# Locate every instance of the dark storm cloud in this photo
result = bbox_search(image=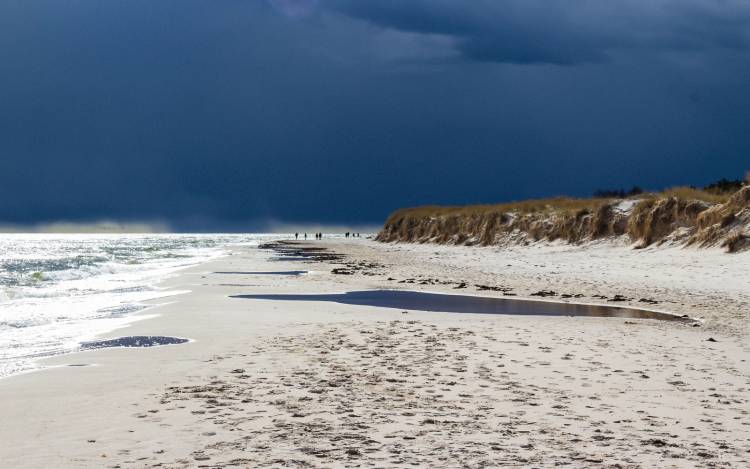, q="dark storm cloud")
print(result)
[324,0,750,64]
[268,0,318,17]
[1,0,749,230]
